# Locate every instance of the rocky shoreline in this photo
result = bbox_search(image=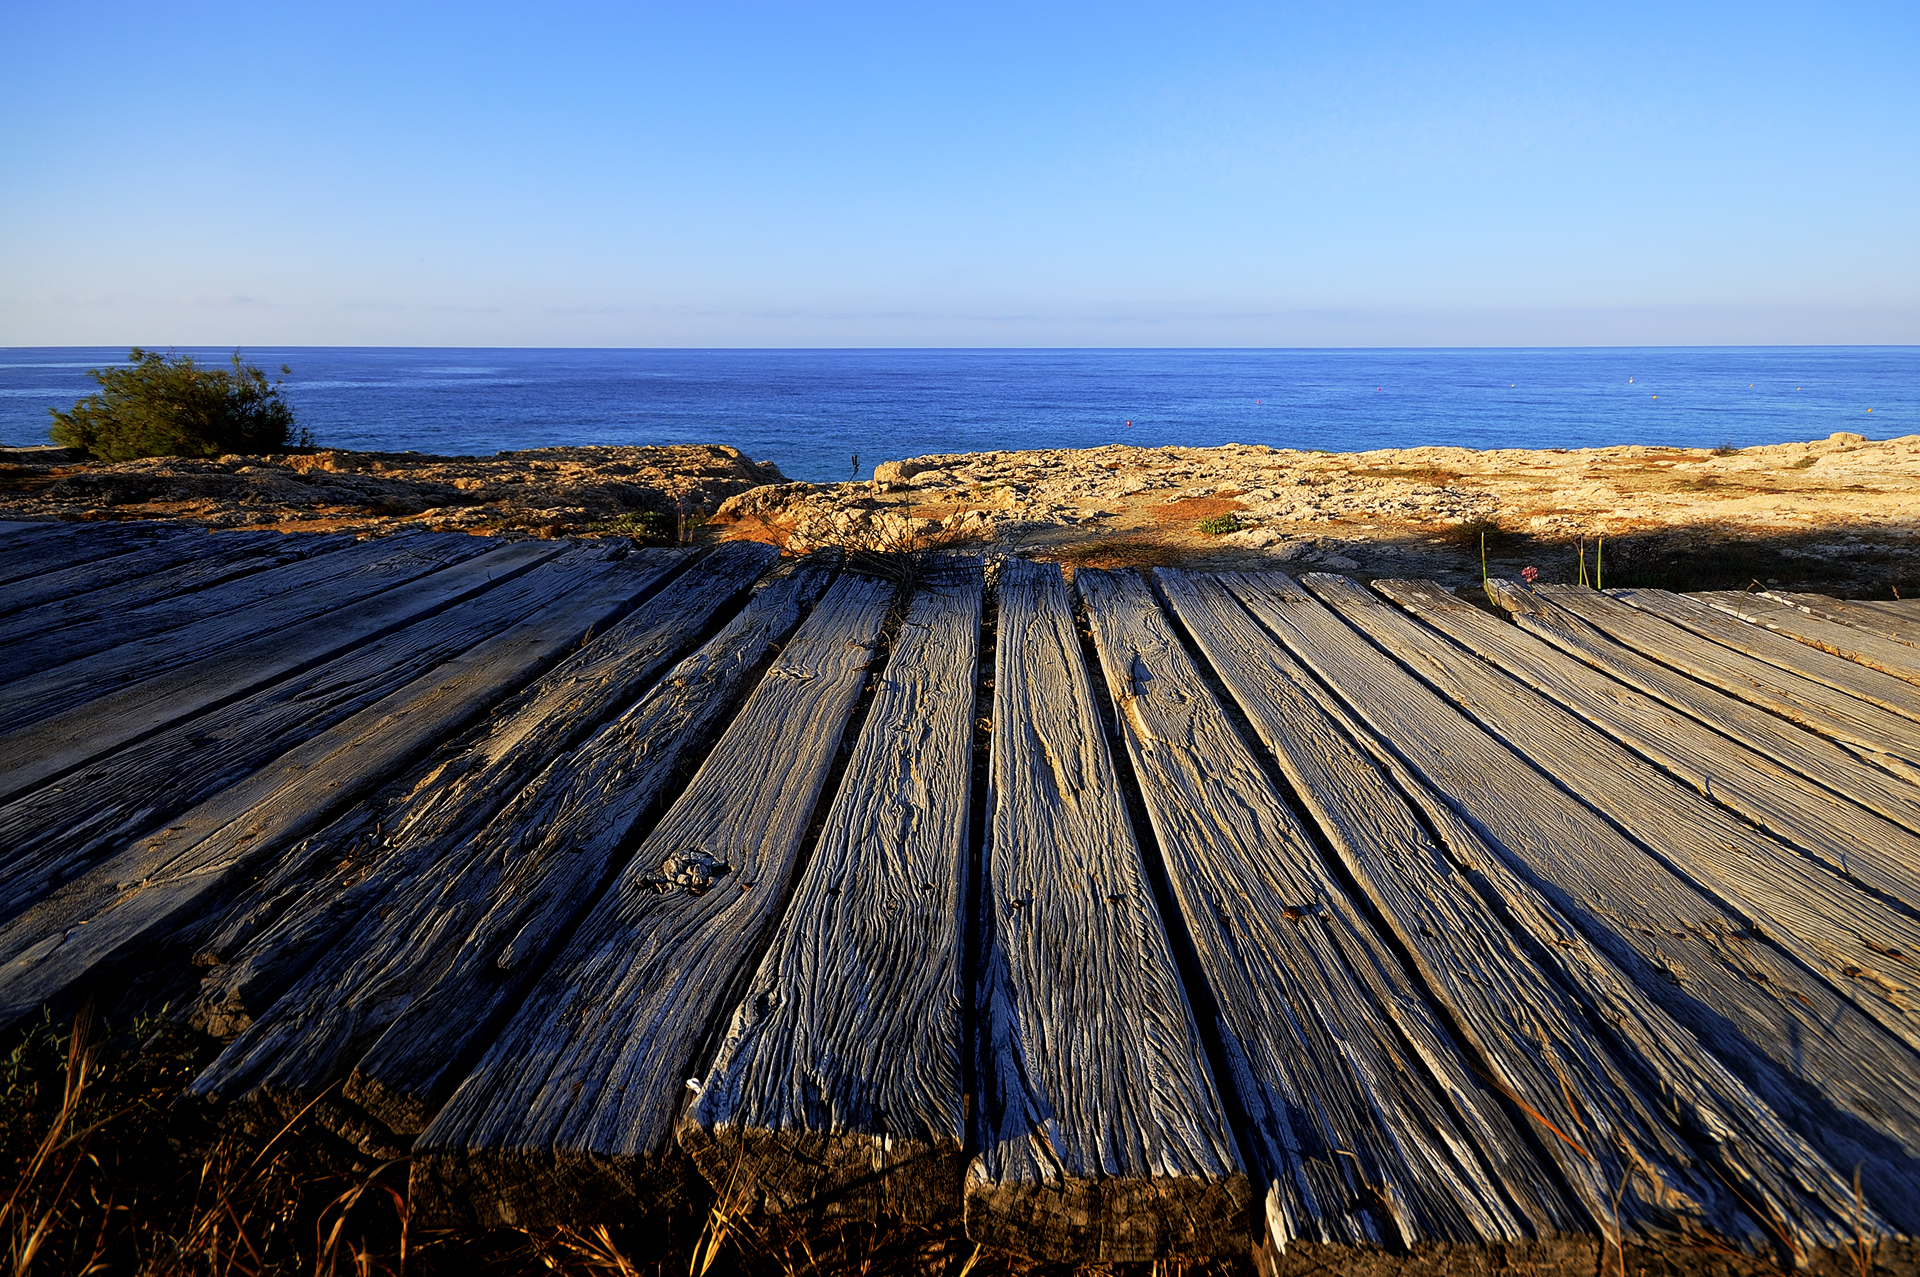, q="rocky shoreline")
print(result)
[0,443,784,540]
[3,431,1916,595]
[713,430,1920,594]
